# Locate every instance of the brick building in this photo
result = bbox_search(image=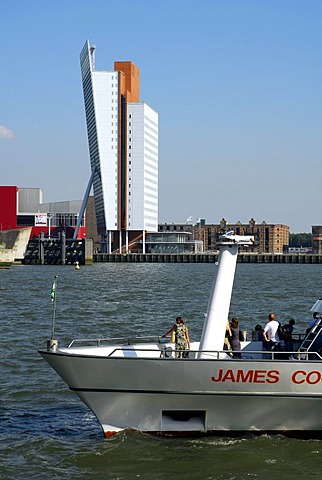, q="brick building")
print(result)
[312,226,322,254]
[158,218,289,254]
